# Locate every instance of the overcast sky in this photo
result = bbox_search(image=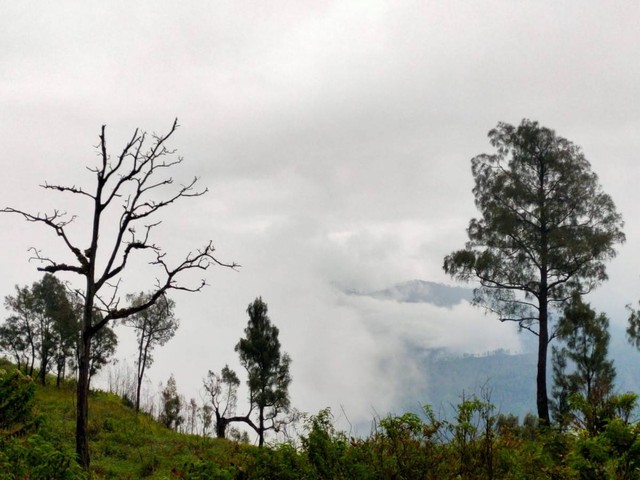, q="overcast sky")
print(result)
[2,1,640,434]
